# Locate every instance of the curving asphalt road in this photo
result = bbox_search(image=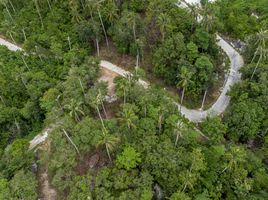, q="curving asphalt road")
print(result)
[0,34,244,123]
[100,35,244,122]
